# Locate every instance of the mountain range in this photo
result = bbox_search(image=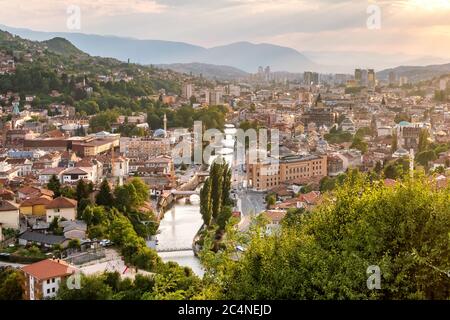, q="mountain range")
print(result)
[1,24,450,81]
[0,25,316,74]
[156,63,249,80]
[377,63,450,83]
